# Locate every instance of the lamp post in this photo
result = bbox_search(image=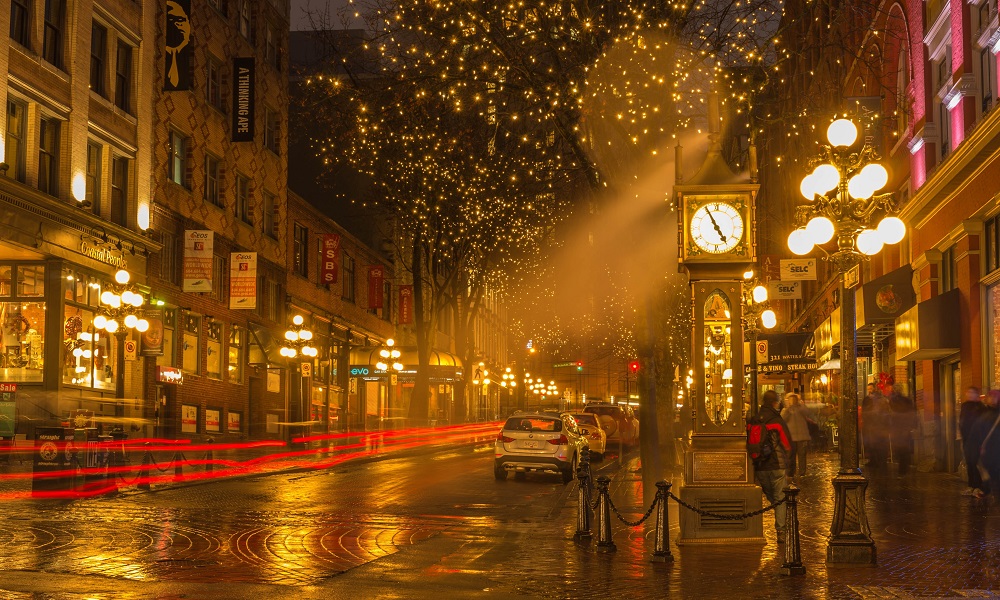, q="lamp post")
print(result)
[742,269,777,417]
[279,315,318,439]
[375,339,403,429]
[500,367,516,417]
[786,118,905,566]
[92,269,148,407]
